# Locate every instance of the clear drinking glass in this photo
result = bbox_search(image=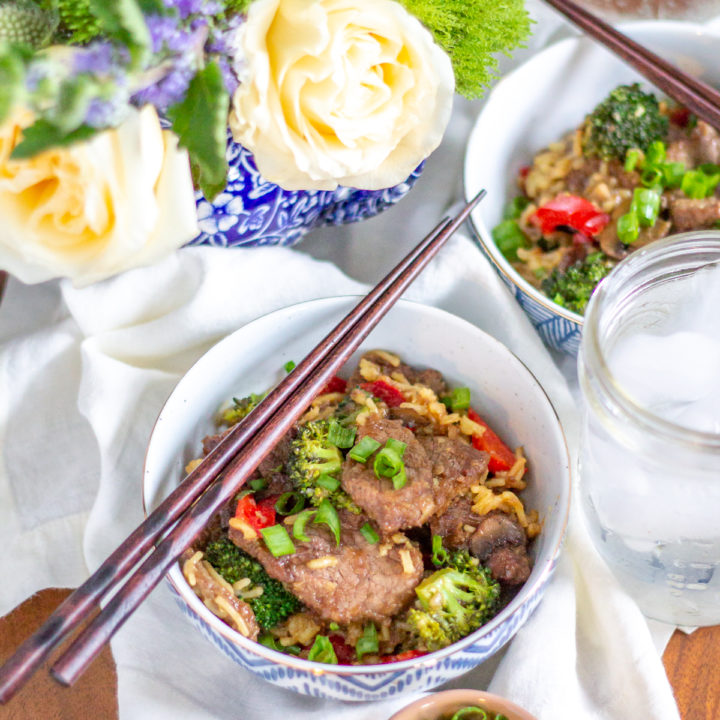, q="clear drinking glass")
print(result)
[576,0,720,19]
[578,232,720,626]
